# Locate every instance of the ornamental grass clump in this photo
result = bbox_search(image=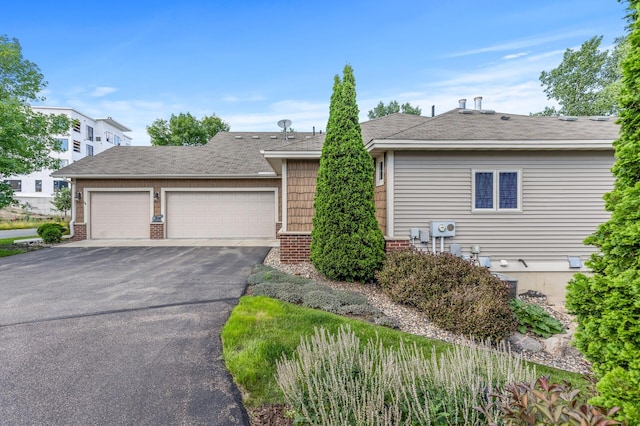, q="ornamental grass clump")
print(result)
[276,325,536,425]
